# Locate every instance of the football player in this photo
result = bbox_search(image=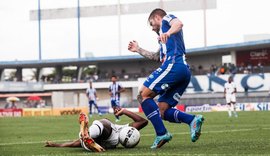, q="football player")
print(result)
[109,75,125,122]
[45,108,148,152]
[224,76,238,117]
[128,8,204,148]
[86,81,102,117]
